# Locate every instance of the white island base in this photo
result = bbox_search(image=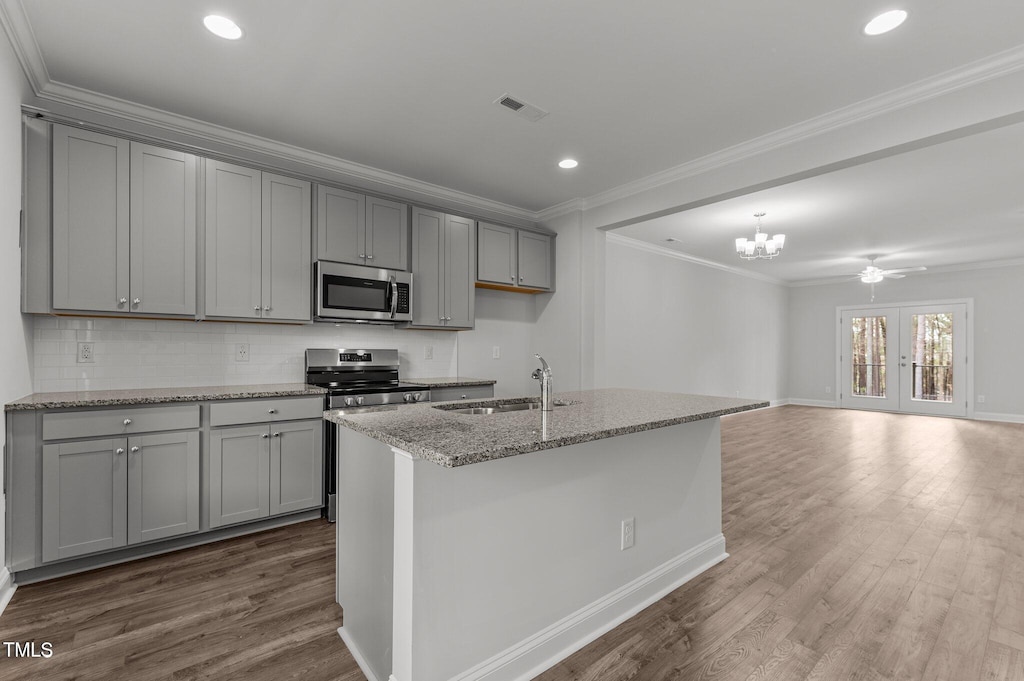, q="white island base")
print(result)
[335,417,727,681]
